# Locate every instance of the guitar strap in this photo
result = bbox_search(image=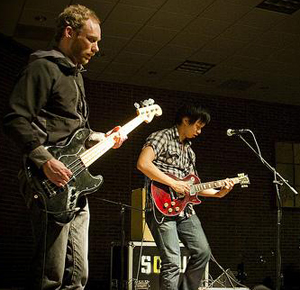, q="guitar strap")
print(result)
[187,146,199,178]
